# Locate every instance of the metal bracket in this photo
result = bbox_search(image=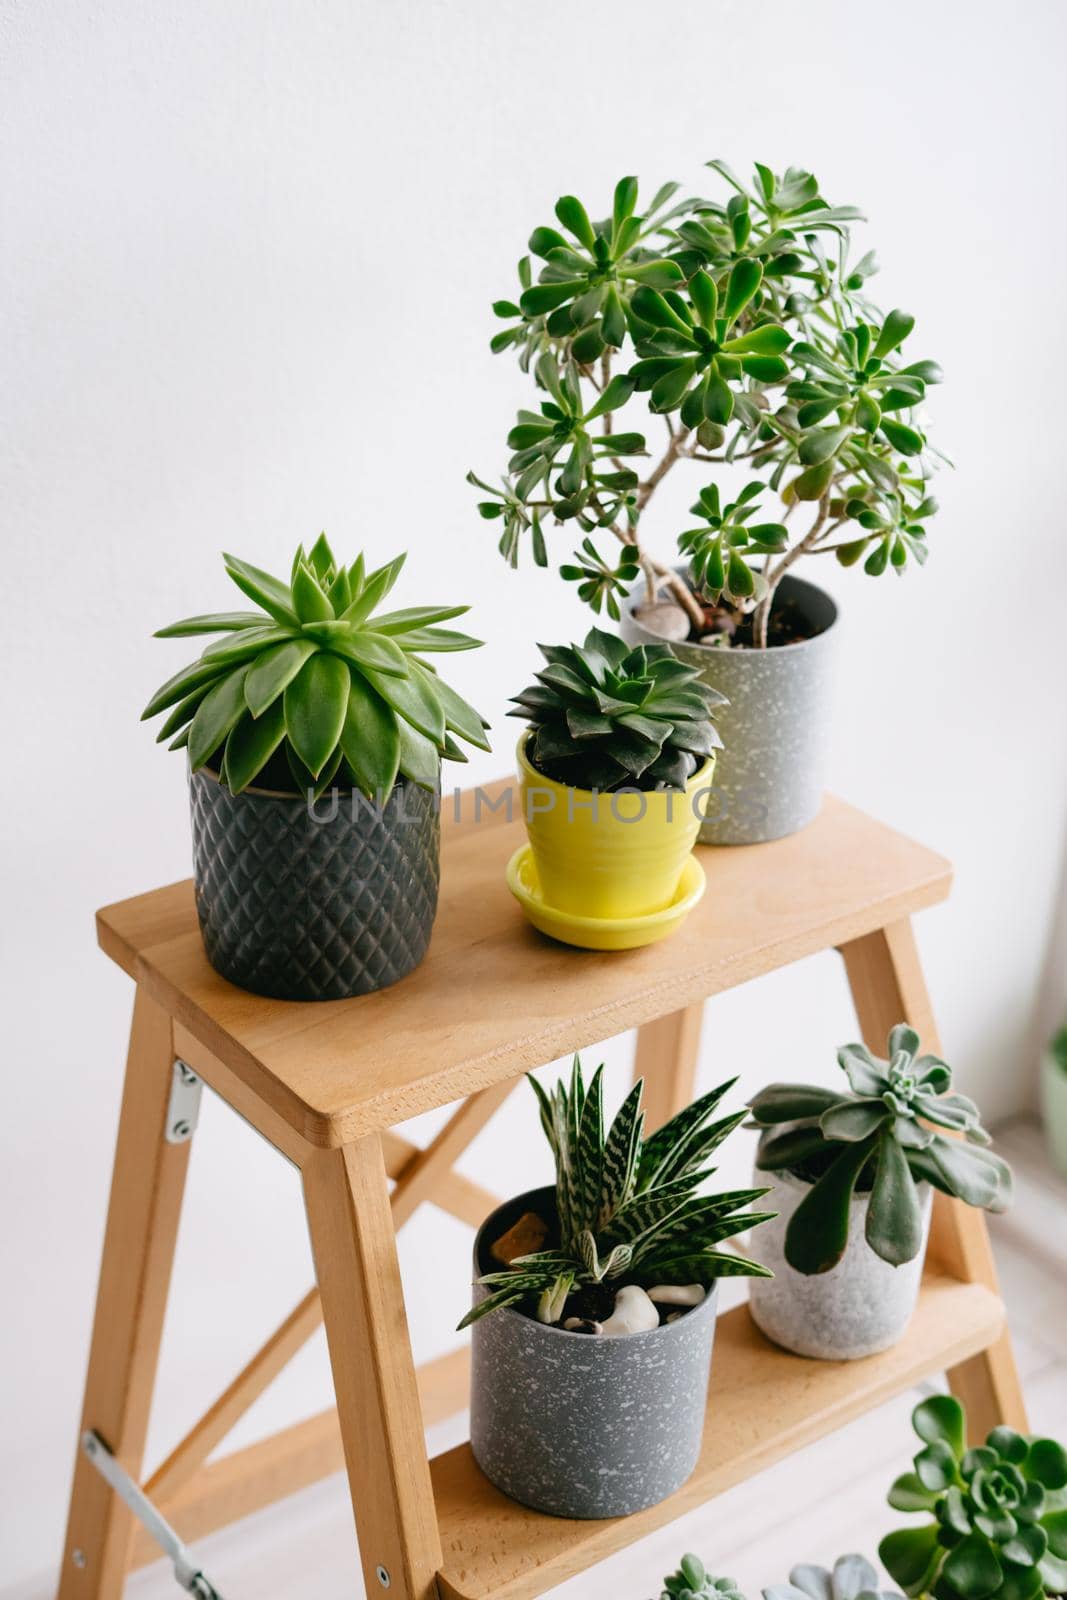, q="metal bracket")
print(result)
[81,1432,225,1597]
[166,1060,203,1145]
